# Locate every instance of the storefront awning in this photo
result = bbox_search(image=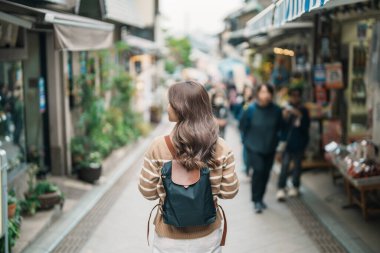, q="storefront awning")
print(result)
[122,34,159,54]
[245,4,275,37]
[0,0,114,51]
[274,0,326,28]
[319,0,368,10]
[103,0,155,28]
[247,0,330,37]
